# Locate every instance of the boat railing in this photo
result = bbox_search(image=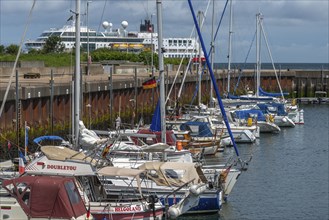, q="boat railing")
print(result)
[164,178,195,219]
